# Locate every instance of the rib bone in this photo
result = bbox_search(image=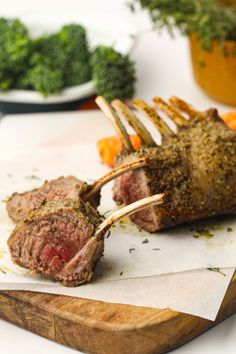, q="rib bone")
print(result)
[132,99,174,138]
[84,157,151,201]
[96,96,134,152]
[153,97,187,126]
[169,96,199,119]
[111,99,156,147]
[95,193,164,239]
